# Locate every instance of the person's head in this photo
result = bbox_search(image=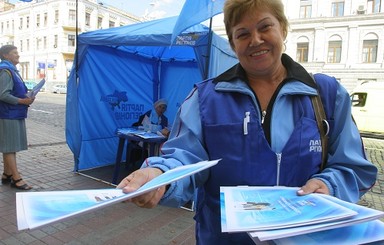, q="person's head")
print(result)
[223,0,288,76]
[154,98,167,116]
[224,0,288,47]
[0,45,19,65]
